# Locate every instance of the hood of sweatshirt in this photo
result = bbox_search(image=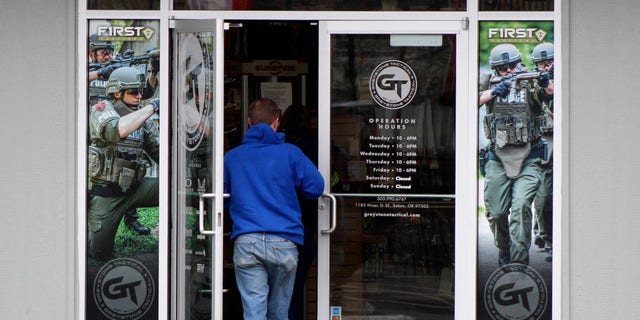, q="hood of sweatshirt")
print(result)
[242,123,285,145]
